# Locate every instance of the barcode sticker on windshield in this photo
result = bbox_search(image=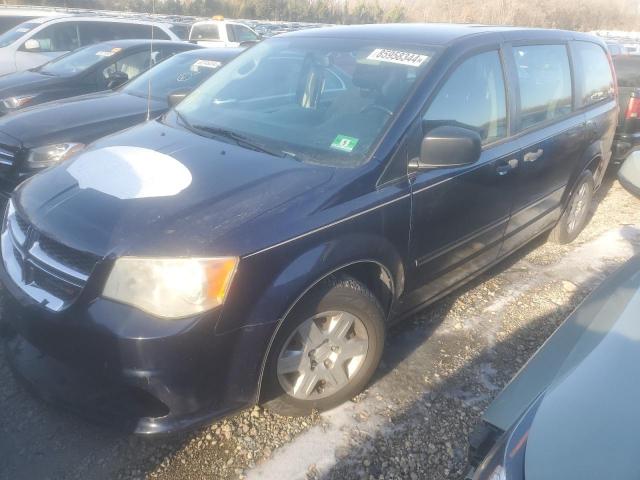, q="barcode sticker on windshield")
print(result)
[192,59,222,71]
[367,49,429,67]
